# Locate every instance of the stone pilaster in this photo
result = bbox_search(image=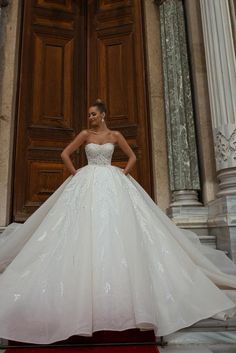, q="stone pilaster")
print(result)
[200,0,236,262]
[200,0,236,196]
